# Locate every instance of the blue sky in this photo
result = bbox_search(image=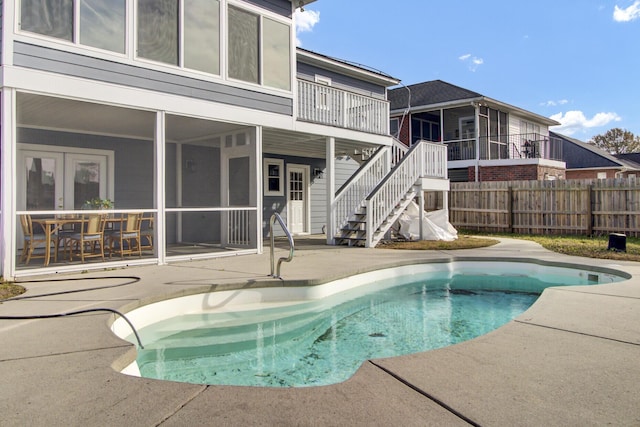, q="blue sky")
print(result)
[295,0,640,142]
